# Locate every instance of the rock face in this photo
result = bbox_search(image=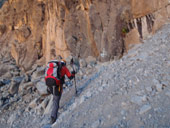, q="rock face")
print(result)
[131,0,169,18]
[0,0,169,71]
[0,0,45,71]
[124,0,170,50]
[43,0,126,62]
